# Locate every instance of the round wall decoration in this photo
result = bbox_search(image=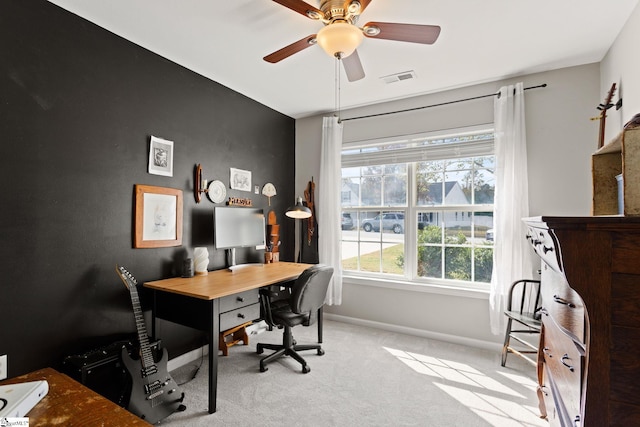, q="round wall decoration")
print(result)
[207,180,227,204]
